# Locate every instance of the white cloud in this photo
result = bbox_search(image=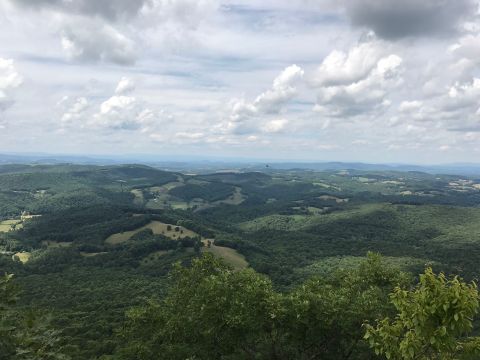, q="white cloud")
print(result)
[81,78,161,131]
[115,77,136,95]
[312,43,403,117]
[398,100,422,113]
[0,58,22,114]
[92,95,157,130]
[13,0,152,22]
[61,20,137,65]
[253,64,304,113]
[61,97,89,123]
[311,41,383,87]
[4,0,480,162]
[446,78,480,111]
[224,64,304,135]
[450,34,480,61]
[262,118,288,133]
[175,132,205,141]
